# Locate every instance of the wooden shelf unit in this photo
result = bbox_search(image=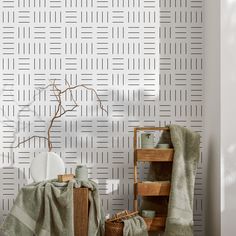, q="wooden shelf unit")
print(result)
[144,216,166,231]
[135,181,171,196]
[136,148,174,162]
[133,127,174,232]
